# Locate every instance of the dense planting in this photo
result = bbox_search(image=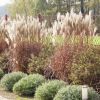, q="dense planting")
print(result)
[0,8,100,100]
[70,46,100,92]
[51,45,100,93]
[28,42,55,74]
[11,41,42,72]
